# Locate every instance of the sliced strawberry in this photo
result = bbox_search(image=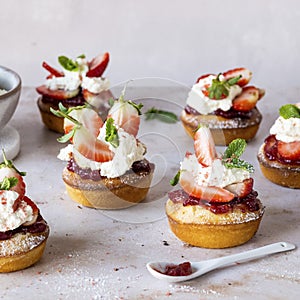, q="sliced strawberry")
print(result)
[82,88,114,111]
[64,107,103,139]
[258,88,265,100]
[223,67,252,87]
[86,52,109,78]
[194,126,217,167]
[0,167,25,211]
[277,140,300,161]
[42,61,64,77]
[73,126,114,162]
[108,101,140,137]
[36,85,80,100]
[179,171,234,202]
[196,73,215,83]
[232,86,259,112]
[224,178,253,198]
[22,196,39,226]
